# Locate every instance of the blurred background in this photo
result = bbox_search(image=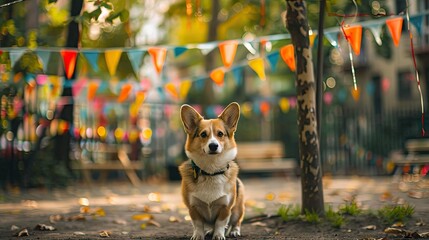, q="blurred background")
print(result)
[1,0,429,190]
